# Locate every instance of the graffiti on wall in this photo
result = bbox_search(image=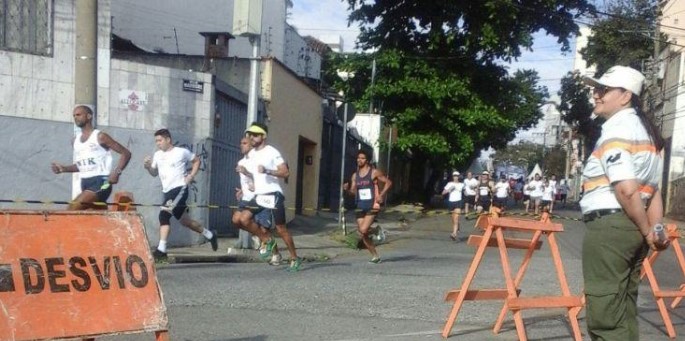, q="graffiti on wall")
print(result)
[173,140,209,202]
